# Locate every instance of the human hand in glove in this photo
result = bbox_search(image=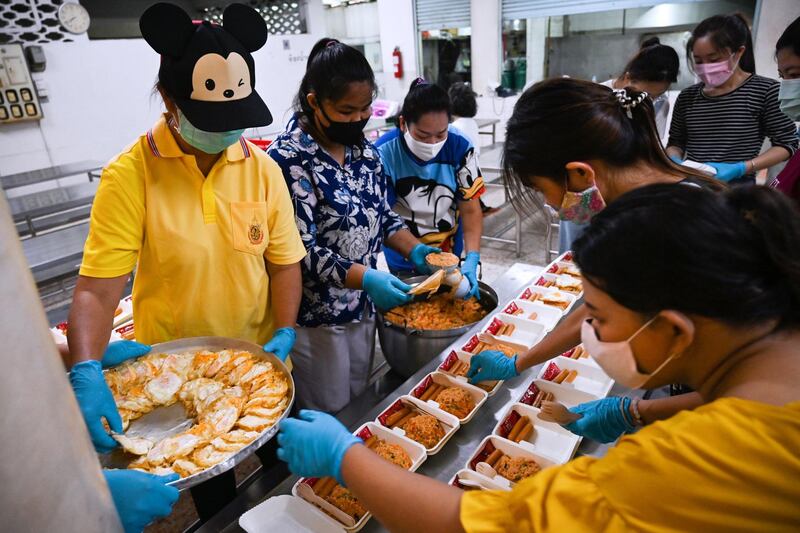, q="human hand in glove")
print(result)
[277,410,361,484]
[69,360,123,453]
[460,251,481,299]
[467,351,518,383]
[408,243,441,274]
[563,397,636,443]
[104,470,180,533]
[263,327,296,362]
[102,340,152,369]
[362,269,411,310]
[705,161,747,182]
